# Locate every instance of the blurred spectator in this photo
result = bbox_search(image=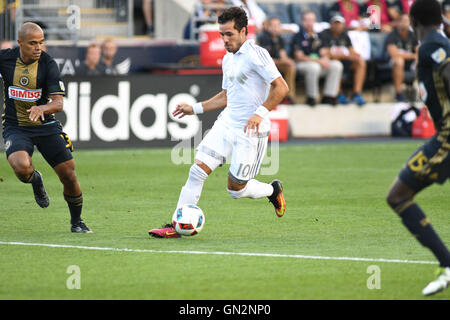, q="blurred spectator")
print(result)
[142,0,154,36]
[0,40,13,50]
[291,11,343,106]
[99,38,130,75]
[443,0,450,38]
[329,0,364,30]
[385,13,418,102]
[320,15,367,106]
[257,17,296,104]
[0,40,13,79]
[76,43,105,76]
[361,0,394,32]
[184,0,229,39]
[0,0,17,40]
[231,0,266,33]
[388,0,415,22]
